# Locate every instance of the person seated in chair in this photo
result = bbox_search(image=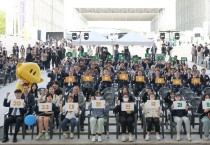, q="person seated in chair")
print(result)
[99,68,113,92]
[151,69,165,95]
[171,93,191,141]
[2,89,27,143]
[34,93,59,140]
[132,70,147,96]
[197,94,210,141]
[113,94,138,142]
[200,68,210,90]
[89,91,109,142]
[116,68,130,88]
[188,70,201,96]
[142,93,161,141]
[60,95,79,139]
[170,71,183,93]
